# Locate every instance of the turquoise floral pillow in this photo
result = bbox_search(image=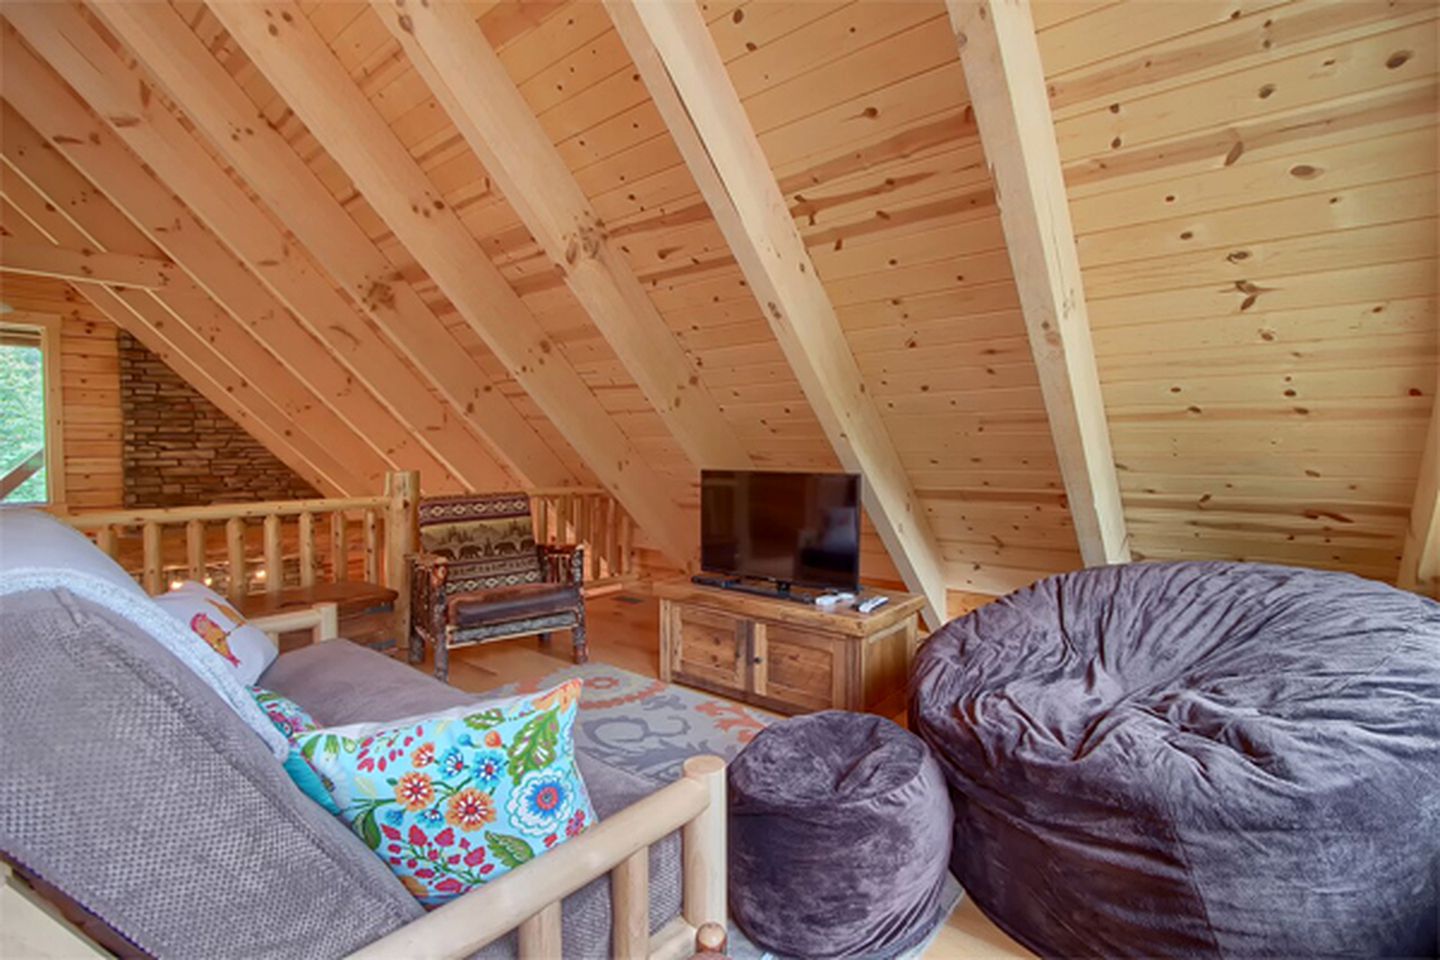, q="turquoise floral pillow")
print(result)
[251,685,319,738]
[292,679,594,905]
[249,685,342,815]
